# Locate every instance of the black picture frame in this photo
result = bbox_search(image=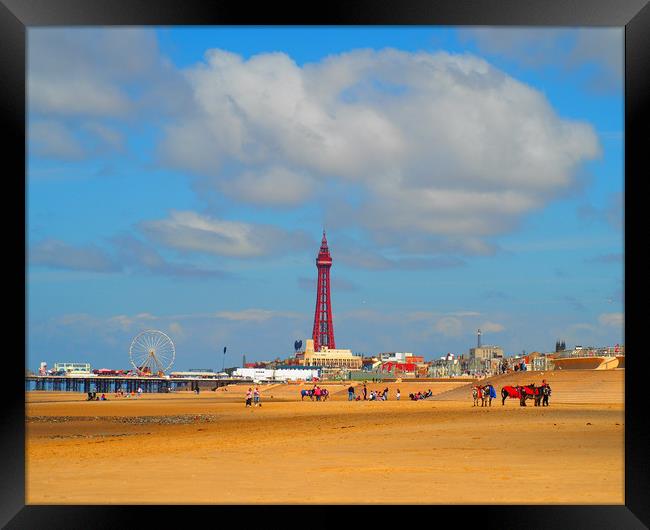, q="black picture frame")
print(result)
[3,0,647,527]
